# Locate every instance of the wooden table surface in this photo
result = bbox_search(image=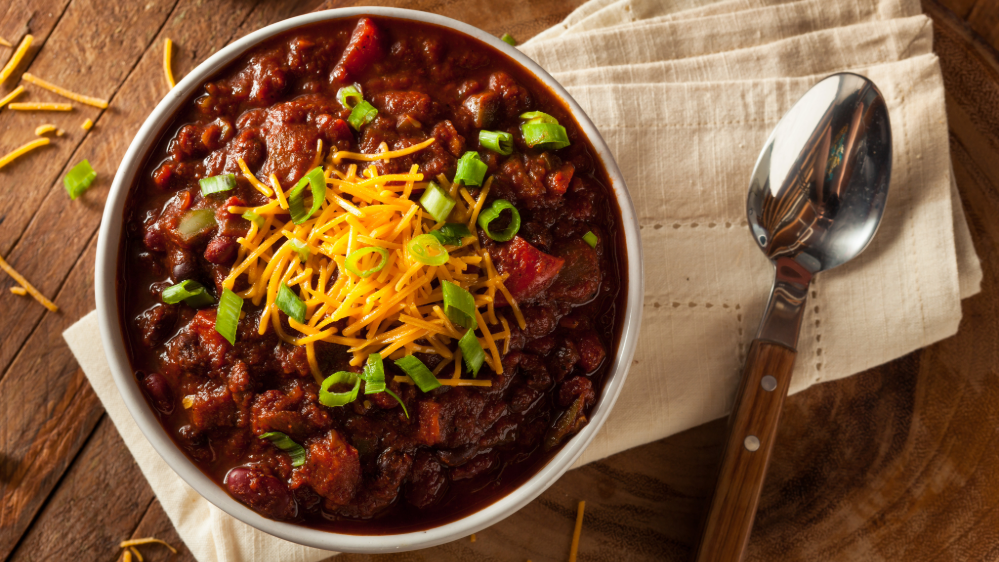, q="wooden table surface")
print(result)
[2,0,999,560]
